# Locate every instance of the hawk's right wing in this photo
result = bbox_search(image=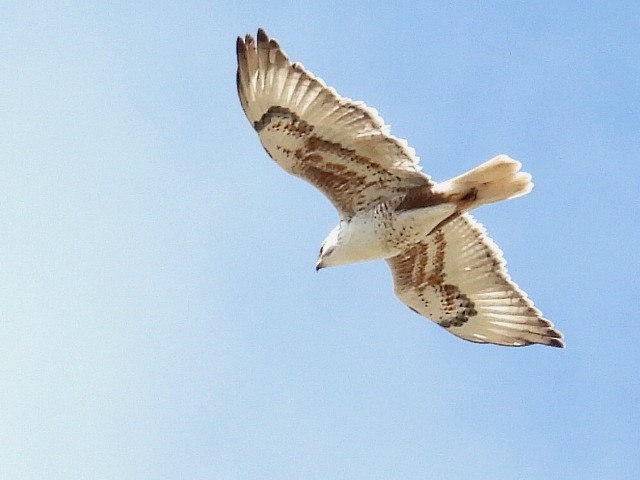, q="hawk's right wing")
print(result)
[236,29,432,216]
